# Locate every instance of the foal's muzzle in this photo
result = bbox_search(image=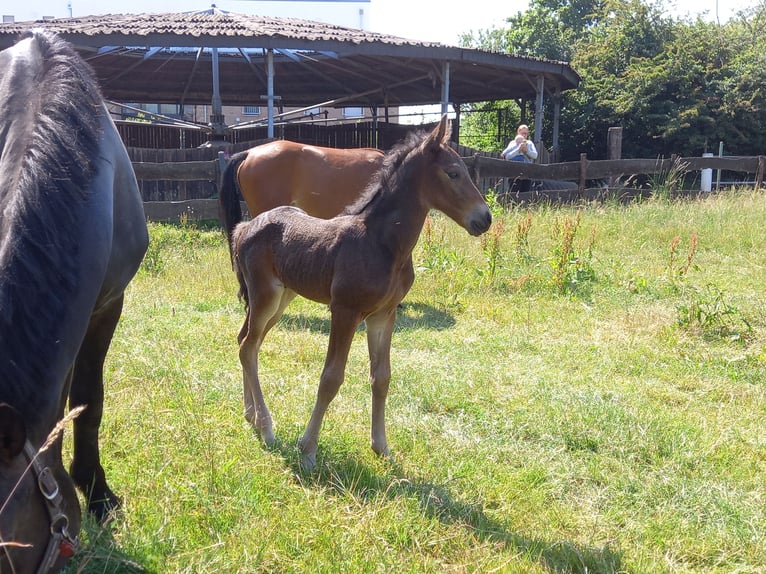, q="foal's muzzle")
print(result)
[467,209,492,236]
